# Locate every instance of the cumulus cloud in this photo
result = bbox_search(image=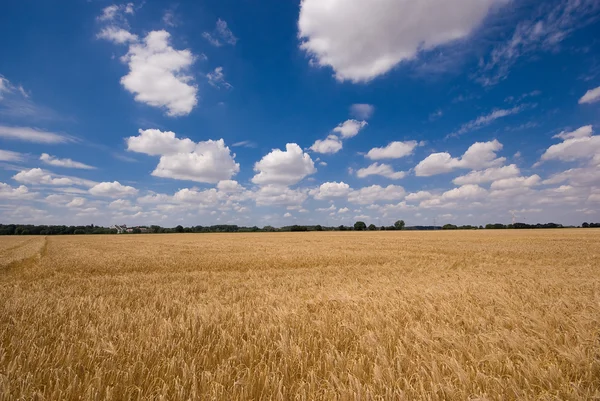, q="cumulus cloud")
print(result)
[0,182,36,200]
[114,30,198,117]
[127,129,239,183]
[350,104,375,119]
[13,168,96,187]
[310,181,351,200]
[252,143,316,186]
[332,120,367,138]
[310,135,342,154]
[491,175,541,190]
[539,125,600,164]
[0,149,24,162]
[366,141,420,160]
[405,191,433,202]
[298,0,506,82]
[348,184,406,204]
[254,185,308,207]
[452,164,520,185]
[202,19,238,47]
[89,181,138,198]
[415,139,505,176]
[40,153,95,170]
[66,197,87,208]
[97,26,138,44]
[206,67,232,89]
[0,125,74,144]
[356,163,405,180]
[579,86,600,104]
